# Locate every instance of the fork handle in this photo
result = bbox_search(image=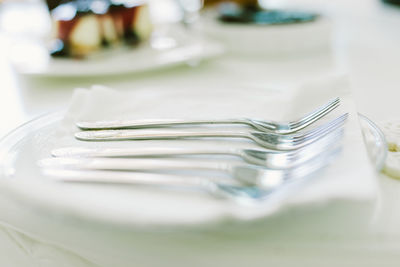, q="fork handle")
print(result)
[52,146,239,158]
[42,168,219,189]
[75,129,249,142]
[40,157,231,173]
[76,118,248,130]
[41,168,273,201]
[39,157,240,186]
